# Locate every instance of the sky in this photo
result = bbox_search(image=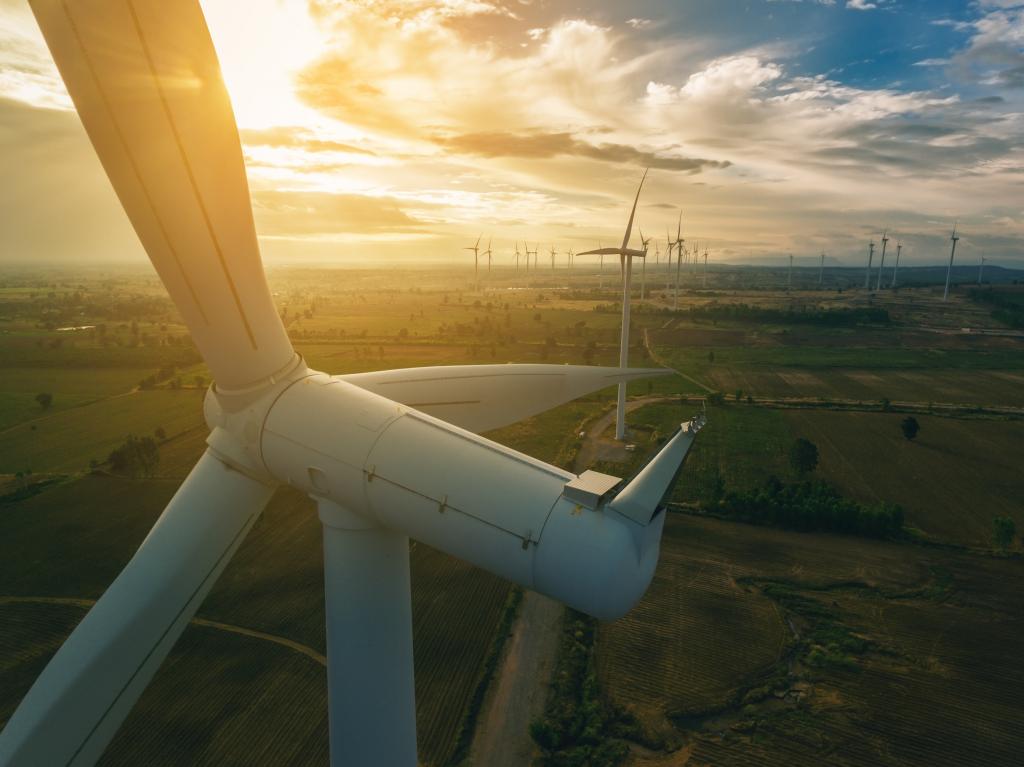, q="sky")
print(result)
[0,0,1022,268]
